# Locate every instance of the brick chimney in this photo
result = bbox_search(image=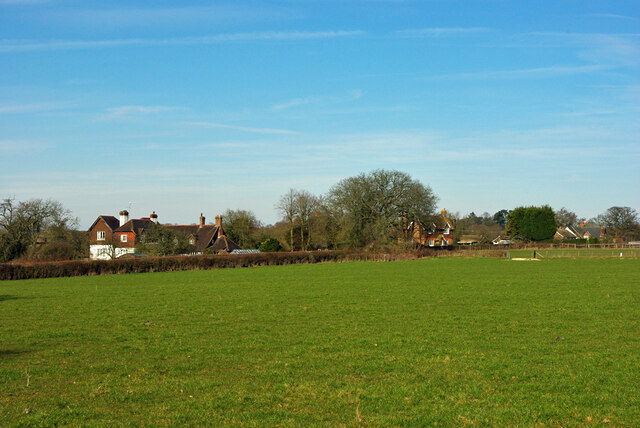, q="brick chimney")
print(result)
[150,211,158,224]
[119,210,129,227]
[199,213,205,226]
[441,208,447,217]
[215,215,222,228]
